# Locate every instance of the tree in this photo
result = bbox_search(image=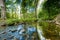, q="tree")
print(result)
[43,0,60,20]
[21,0,27,19]
[35,0,39,18]
[0,0,6,19]
[6,0,19,19]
